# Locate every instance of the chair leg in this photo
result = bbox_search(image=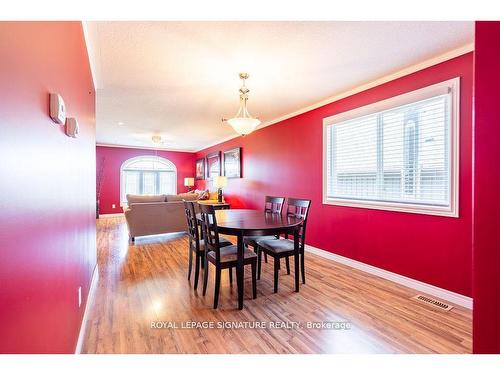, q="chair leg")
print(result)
[202,257,209,296]
[251,261,257,299]
[228,267,233,285]
[294,250,300,292]
[273,258,280,293]
[285,256,290,275]
[187,247,193,280]
[257,247,262,280]
[301,252,306,284]
[213,268,221,309]
[264,252,268,263]
[193,254,201,290]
